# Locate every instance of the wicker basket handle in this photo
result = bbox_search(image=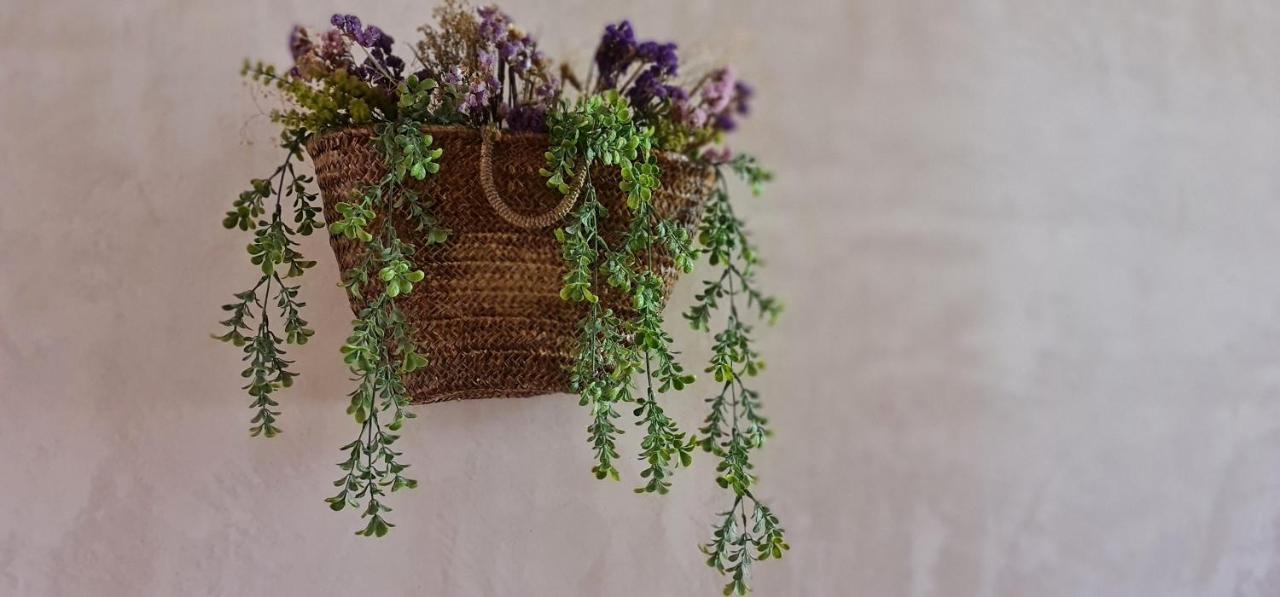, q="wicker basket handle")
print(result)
[479,128,588,230]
